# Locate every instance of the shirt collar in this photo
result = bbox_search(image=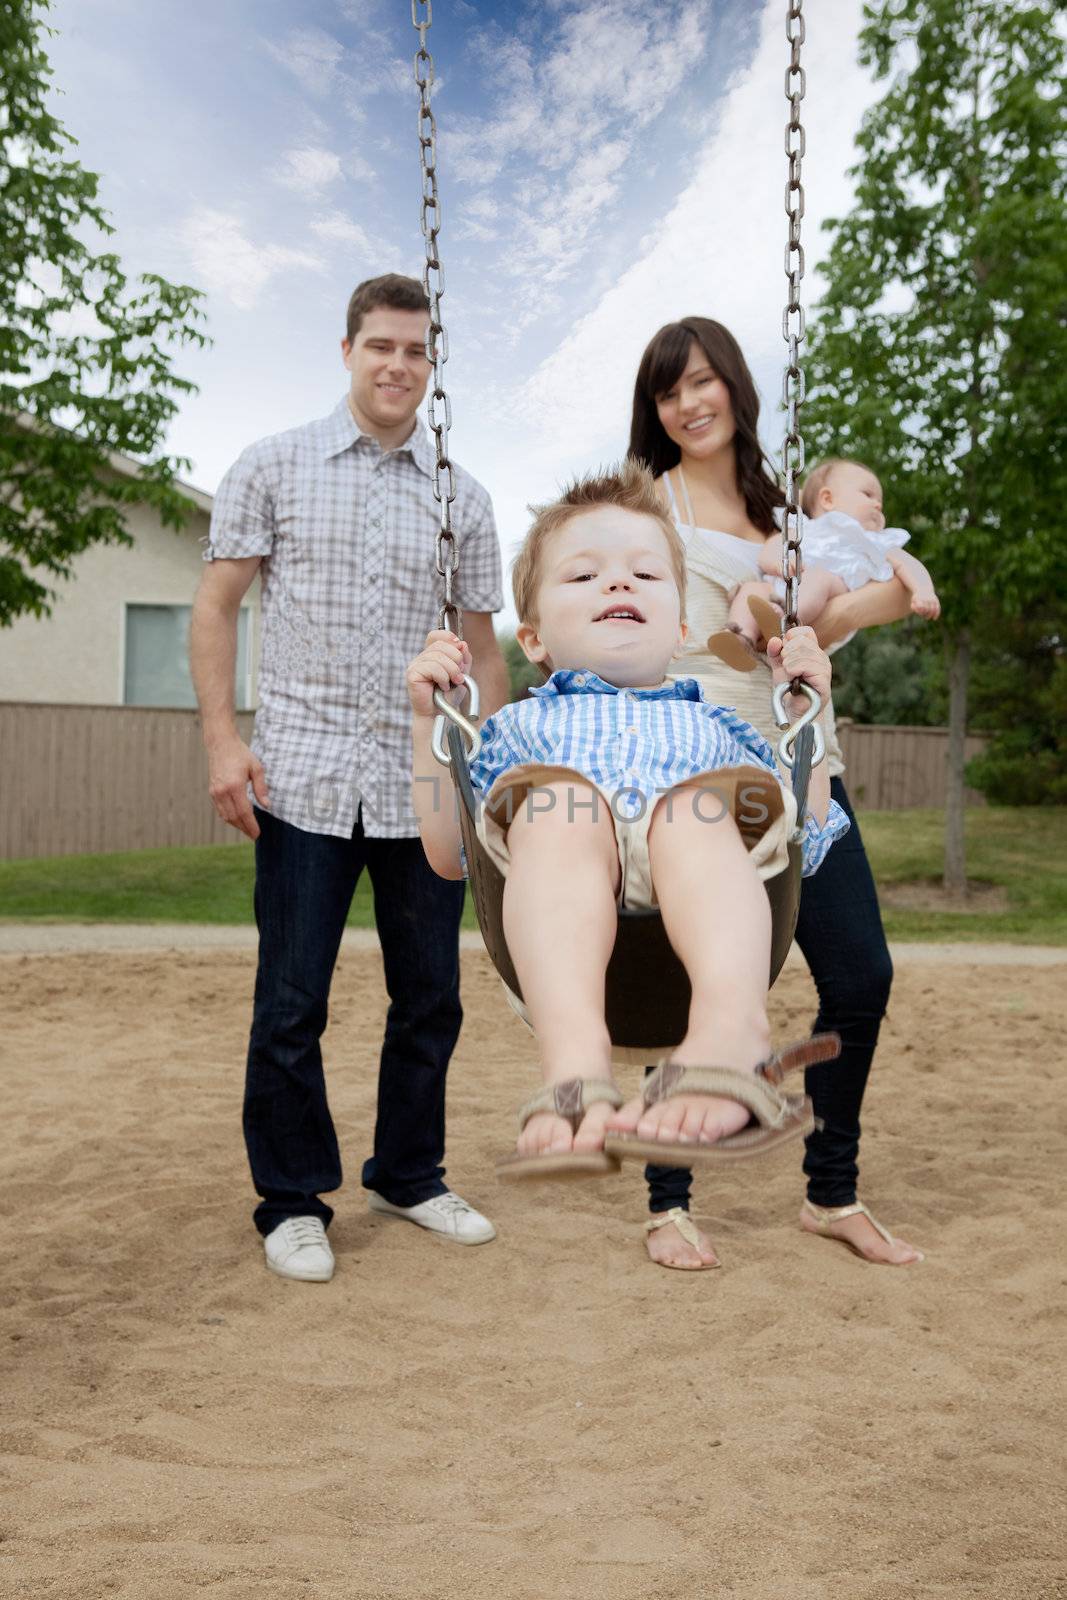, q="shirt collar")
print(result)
[320,396,435,479]
[531,669,705,701]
